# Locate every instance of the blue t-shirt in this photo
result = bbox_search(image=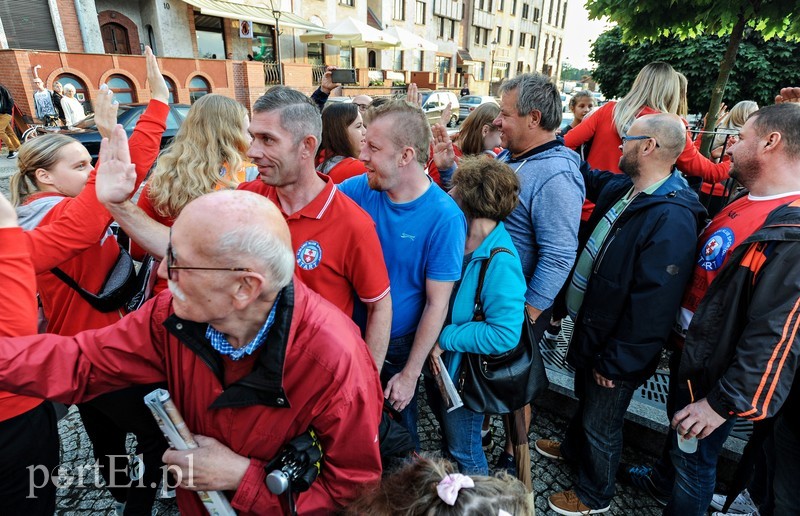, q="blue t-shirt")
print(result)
[339,175,467,338]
